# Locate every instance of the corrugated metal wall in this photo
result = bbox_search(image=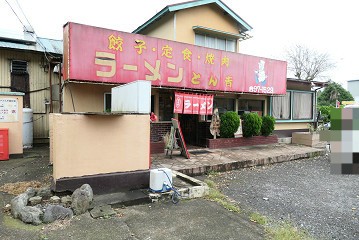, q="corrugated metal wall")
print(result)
[0,49,61,142]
